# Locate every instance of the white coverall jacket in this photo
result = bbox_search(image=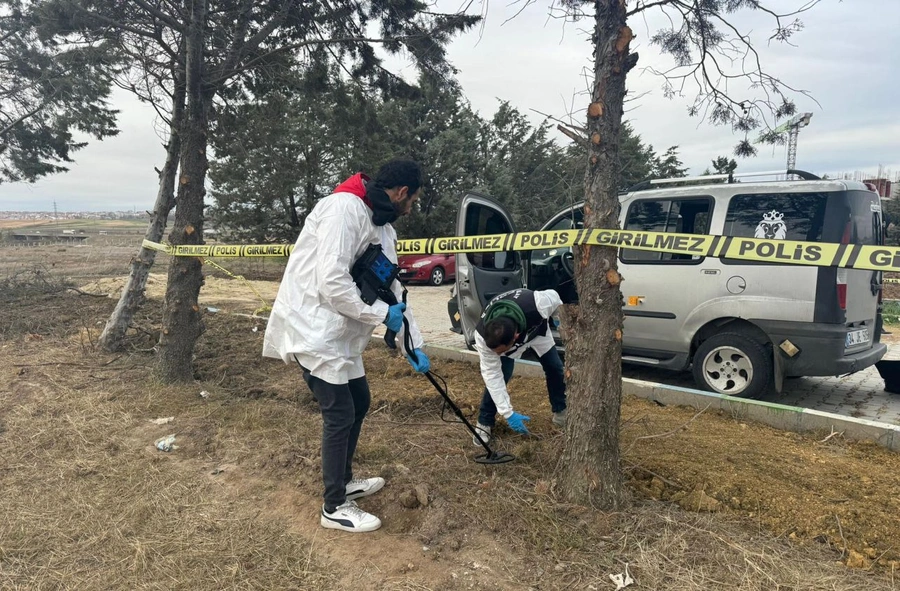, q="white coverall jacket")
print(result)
[473,289,563,418]
[263,180,423,384]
